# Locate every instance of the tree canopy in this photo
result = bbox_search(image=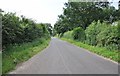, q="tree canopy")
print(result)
[54,1,120,36]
